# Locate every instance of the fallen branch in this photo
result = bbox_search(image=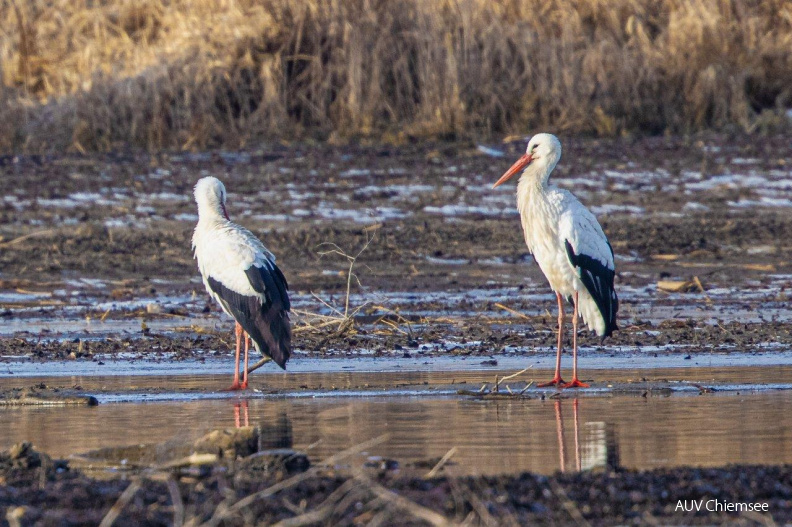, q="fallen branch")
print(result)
[353,471,456,527]
[424,447,458,479]
[0,229,55,249]
[493,303,532,322]
[99,480,141,527]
